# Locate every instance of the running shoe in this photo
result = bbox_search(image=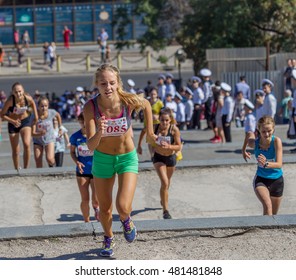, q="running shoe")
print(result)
[121,216,137,243]
[163,210,172,219]
[100,236,115,257]
[94,207,100,222]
